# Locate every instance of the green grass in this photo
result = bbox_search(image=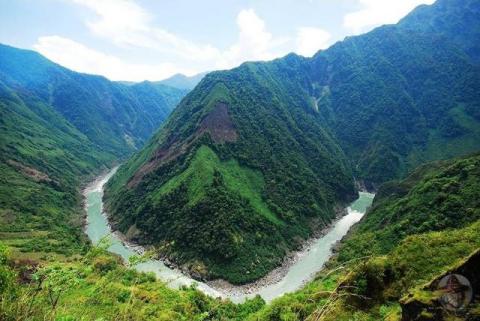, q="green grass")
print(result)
[389,220,480,292]
[409,104,480,168]
[153,145,281,224]
[245,220,480,321]
[5,212,477,321]
[0,242,266,321]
